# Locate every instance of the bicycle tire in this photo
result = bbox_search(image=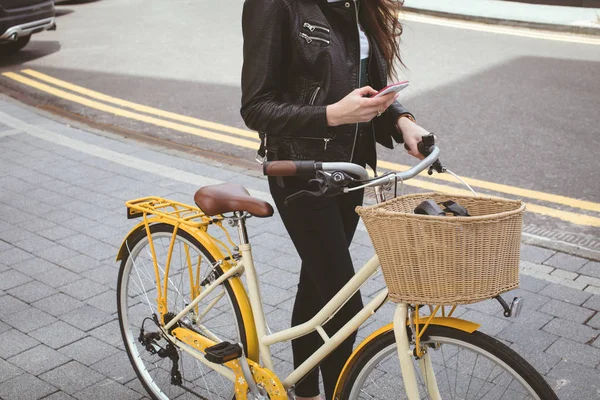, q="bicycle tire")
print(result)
[338,325,558,400]
[117,223,249,400]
